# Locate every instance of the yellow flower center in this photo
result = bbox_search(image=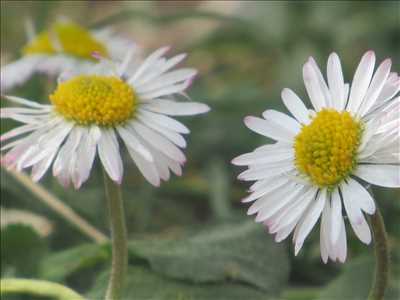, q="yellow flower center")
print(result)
[294,109,362,189]
[23,22,108,60]
[50,75,137,127]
